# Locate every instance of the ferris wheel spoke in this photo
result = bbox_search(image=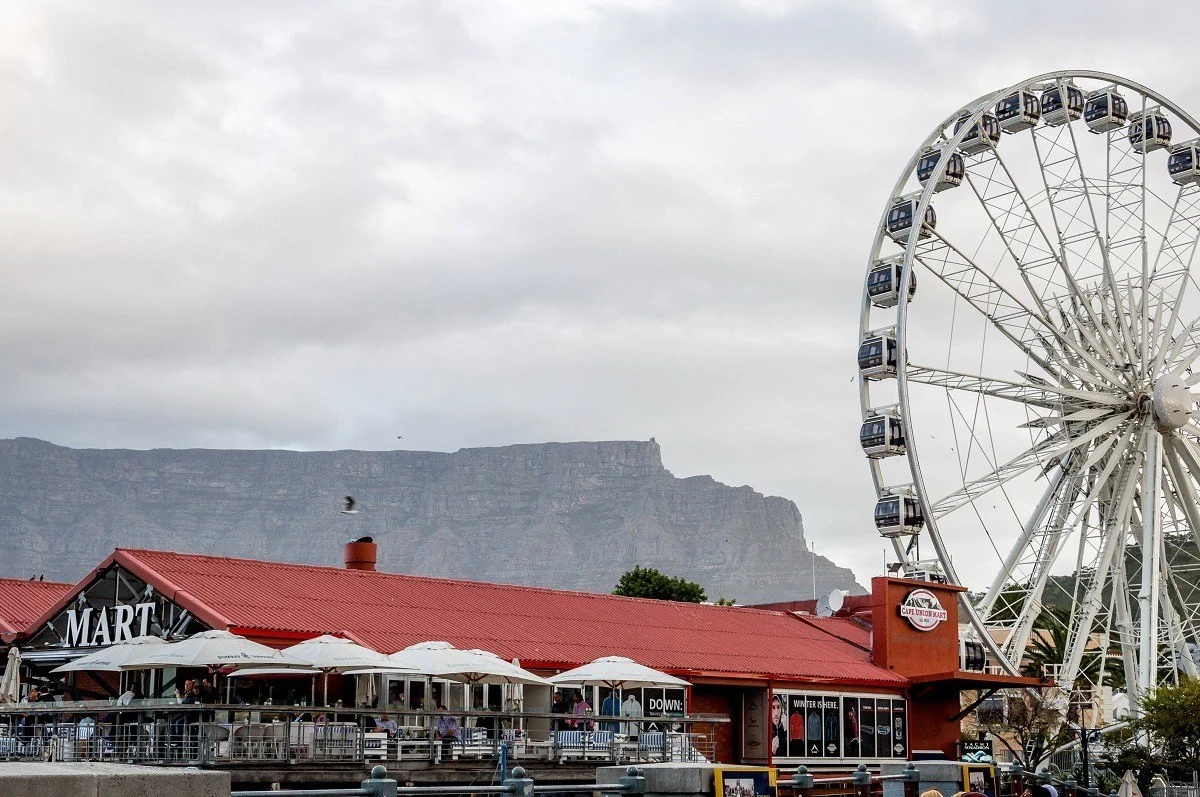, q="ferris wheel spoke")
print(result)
[996,465,1091,664]
[1058,431,1147,685]
[973,146,1129,366]
[1159,315,1200,375]
[976,463,1073,620]
[1103,121,1149,285]
[1158,443,1200,662]
[904,363,1127,411]
[1032,113,1140,368]
[930,412,1132,519]
[918,230,1129,386]
[1150,184,1200,376]
[1060,423,1152,685]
